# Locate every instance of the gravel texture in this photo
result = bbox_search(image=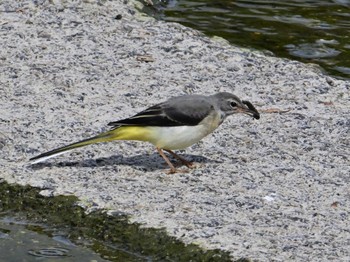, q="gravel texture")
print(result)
[1,0,349,261]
